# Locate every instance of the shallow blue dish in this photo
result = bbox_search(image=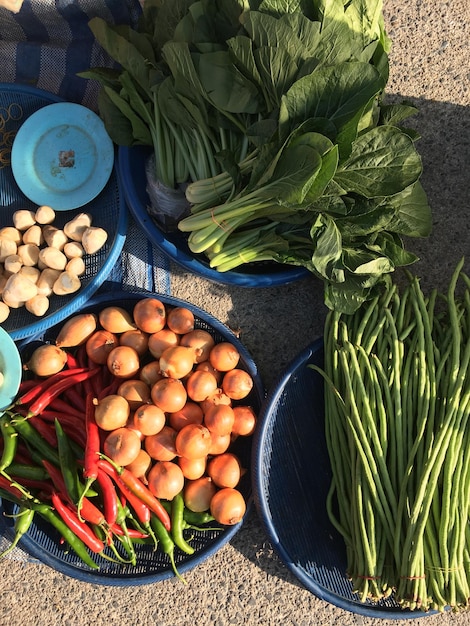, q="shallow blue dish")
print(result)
[0,326,21,410]
[118,145,310,288]
[252,339,435,619]
[2,290,264,585]
[11,102,114,210]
